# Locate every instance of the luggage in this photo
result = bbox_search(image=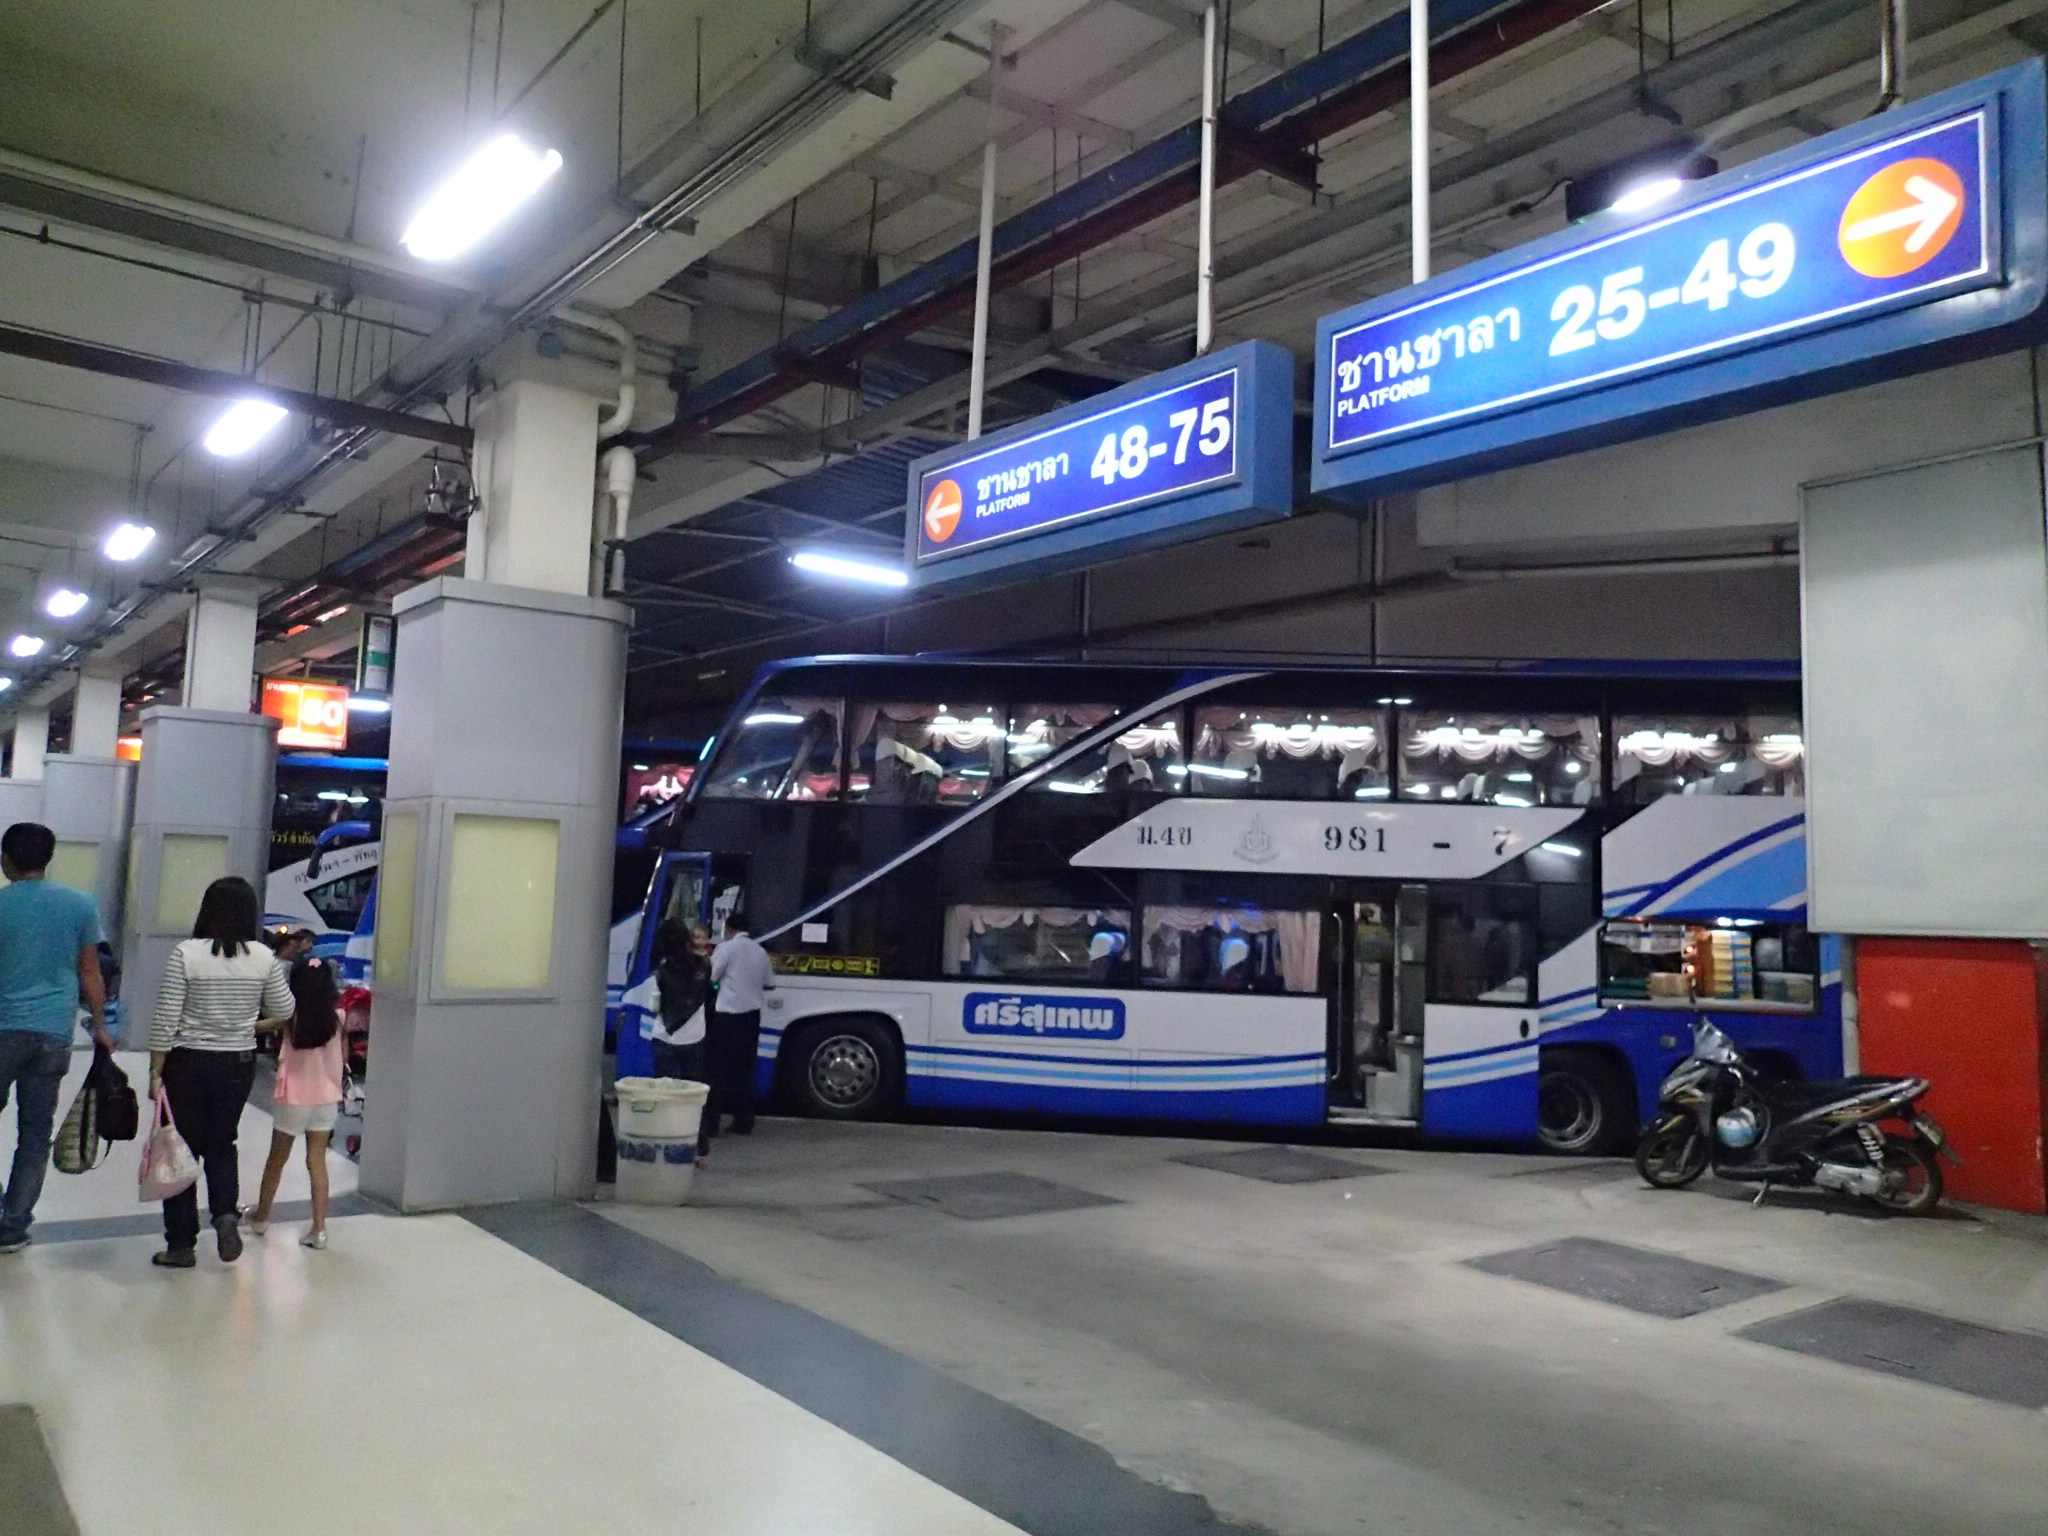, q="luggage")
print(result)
[50,1046,136,1174]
